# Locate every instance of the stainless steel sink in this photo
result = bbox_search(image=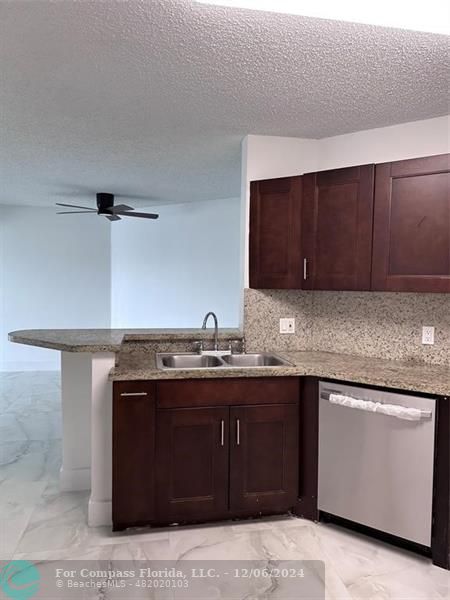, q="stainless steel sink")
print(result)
[156,352,293,370]
[221,353,292,367]
[158,354,223,369]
